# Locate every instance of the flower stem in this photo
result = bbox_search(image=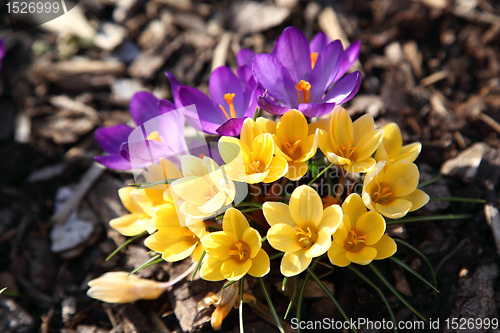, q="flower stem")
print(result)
[386,214,472,225]
[239,276,245,333]
[259,277,285,333]
[307,161,335,186]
